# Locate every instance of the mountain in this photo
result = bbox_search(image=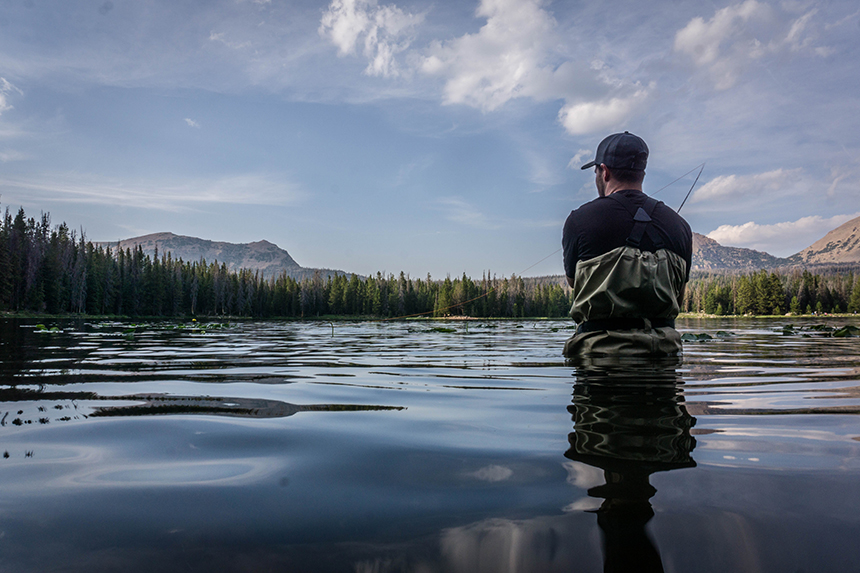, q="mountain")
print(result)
[97,232,346,279]
[101,216,860,282]
[788,216,860,264]
[691,232,789,271]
